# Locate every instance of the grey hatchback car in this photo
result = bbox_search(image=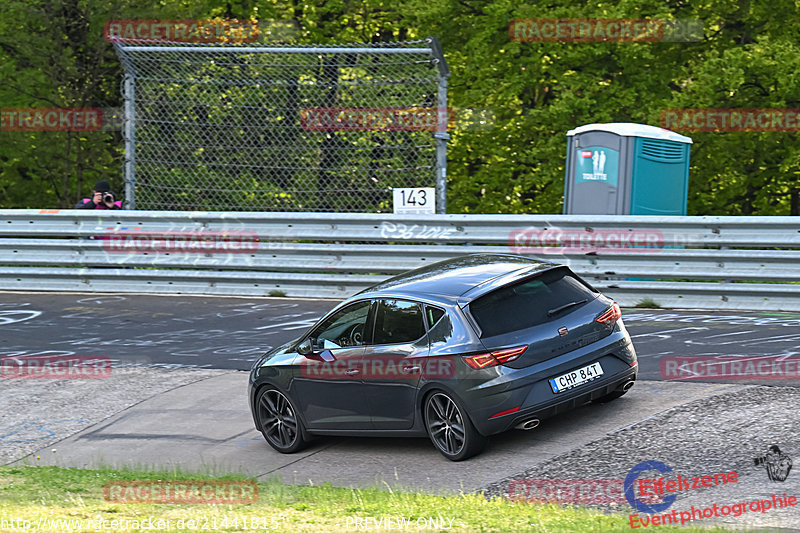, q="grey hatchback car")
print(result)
[248,254,638,461]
